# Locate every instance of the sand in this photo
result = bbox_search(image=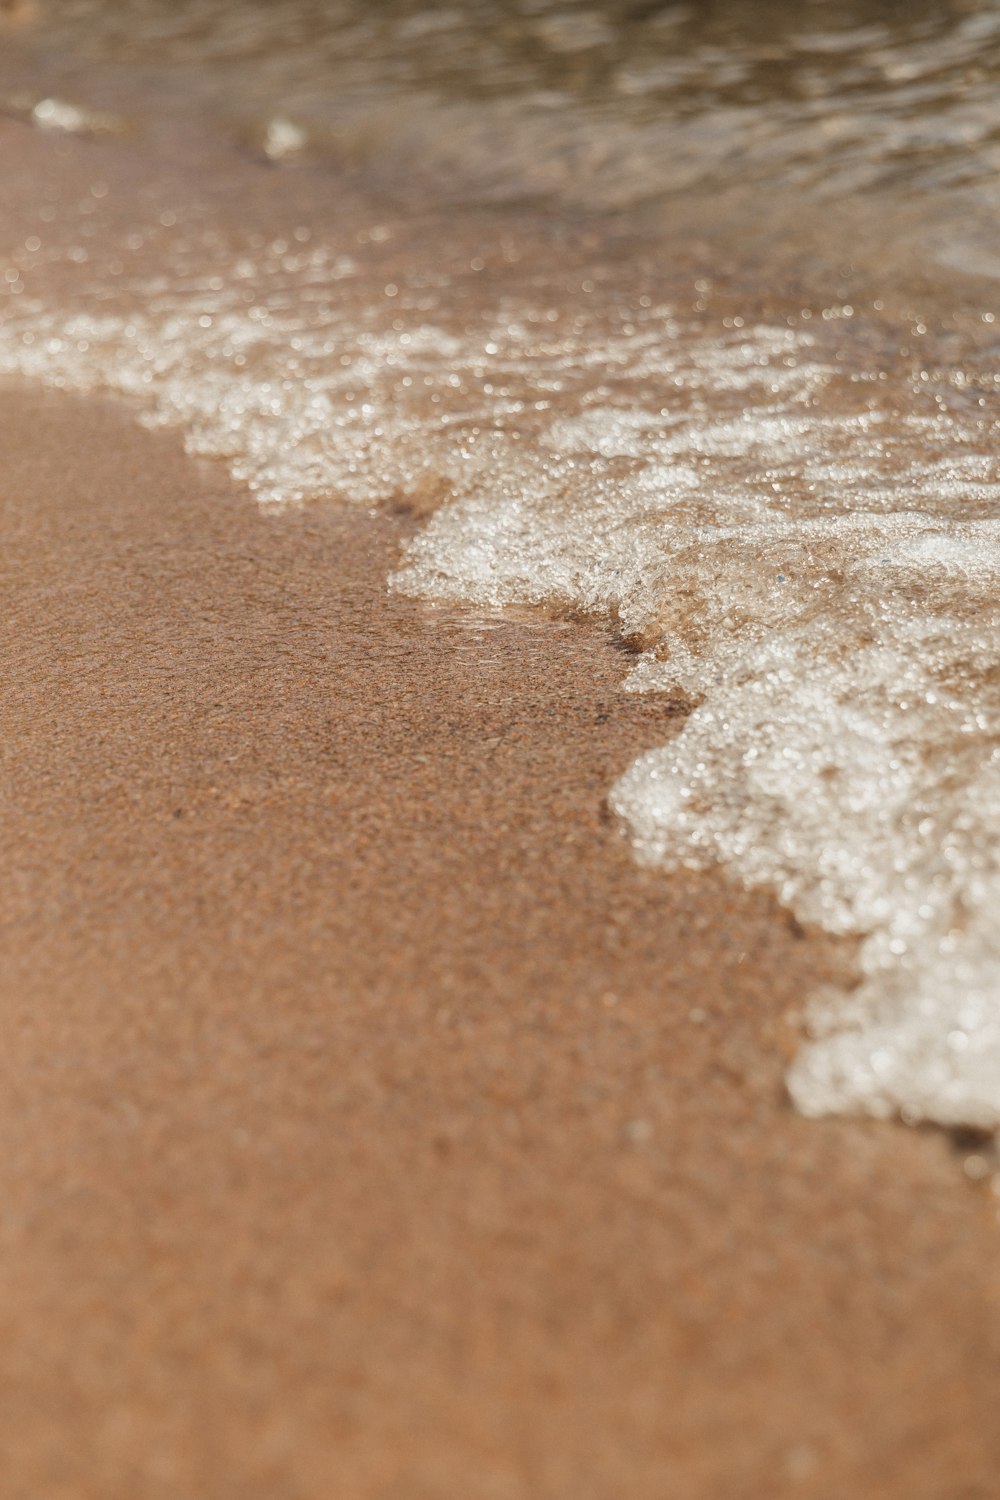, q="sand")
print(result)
[0,386,998,1498]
